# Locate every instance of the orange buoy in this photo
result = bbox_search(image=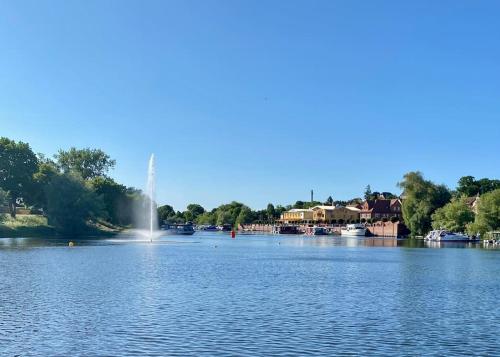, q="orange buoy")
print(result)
[231,230,236,239]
